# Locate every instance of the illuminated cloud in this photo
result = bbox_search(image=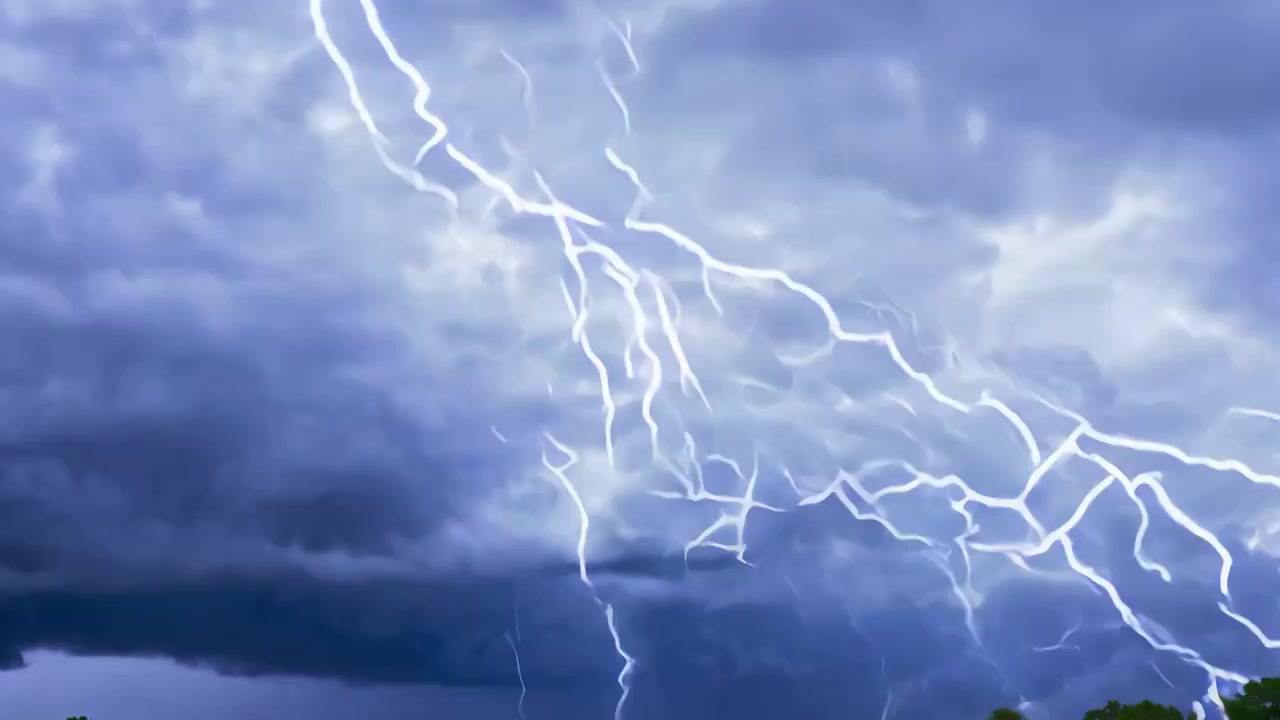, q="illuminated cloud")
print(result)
[1,1,1279,718]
